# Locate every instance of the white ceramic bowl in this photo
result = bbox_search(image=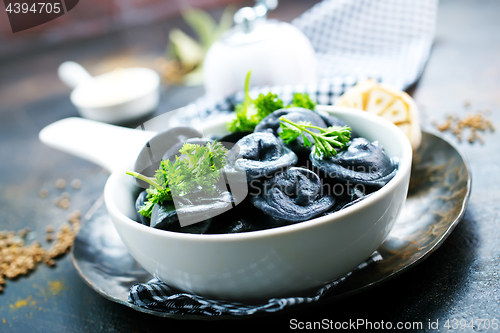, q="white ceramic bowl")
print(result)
[72,68,160,124]
[58,62,160,124]
[103,106,412,300]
